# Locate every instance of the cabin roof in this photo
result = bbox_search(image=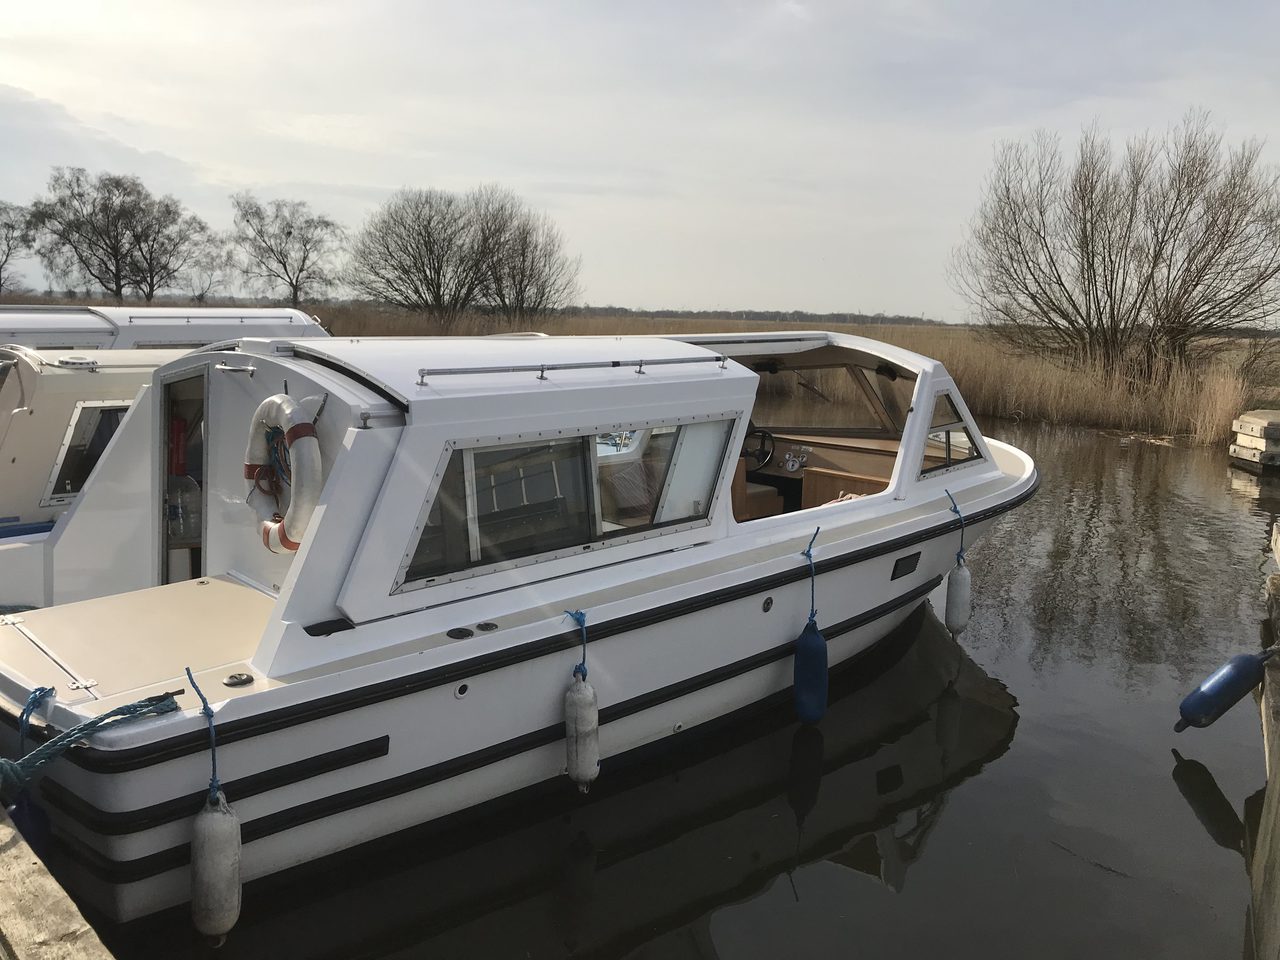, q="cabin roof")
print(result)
[272,336,753,406]
[668,330,936,375]
[0,345,190,374]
